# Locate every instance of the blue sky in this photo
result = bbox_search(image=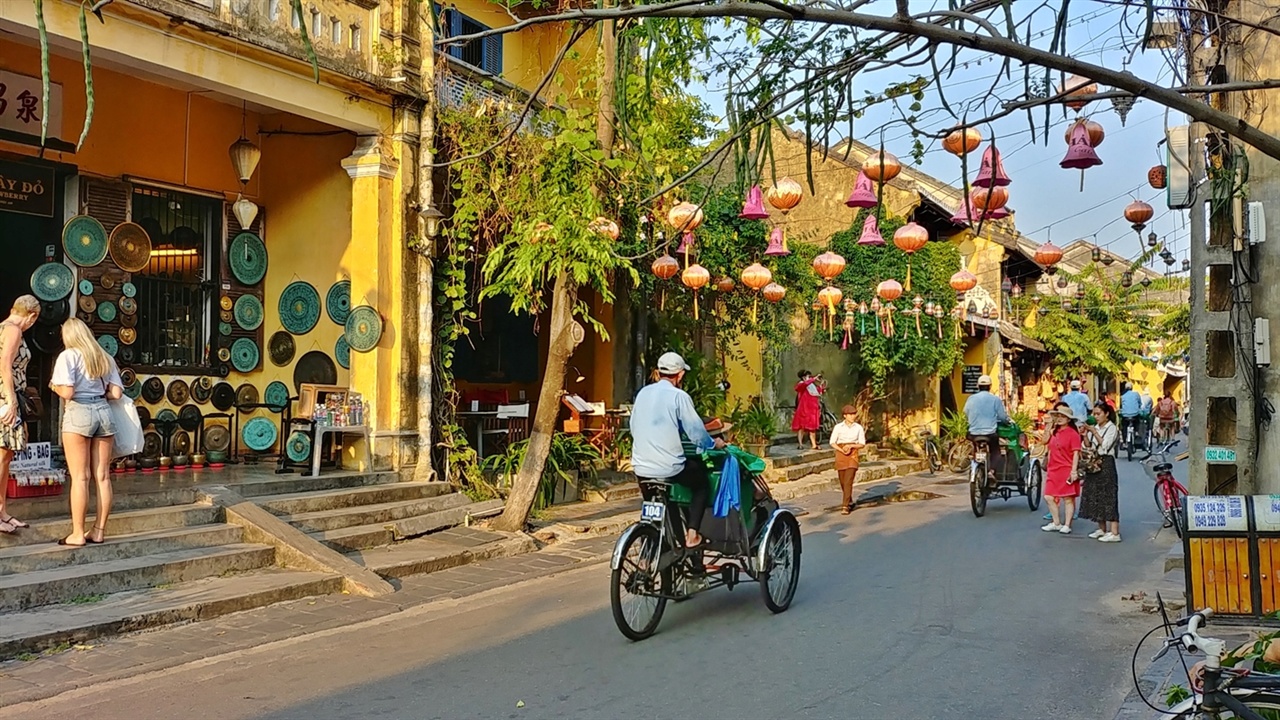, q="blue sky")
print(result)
[689,2,1189,268]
